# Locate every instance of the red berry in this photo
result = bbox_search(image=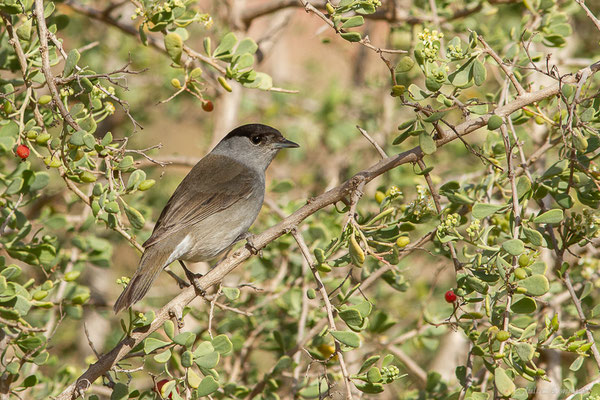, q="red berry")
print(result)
[202,100,214,112]
[16,144,30,159]
[445,290,457,303]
